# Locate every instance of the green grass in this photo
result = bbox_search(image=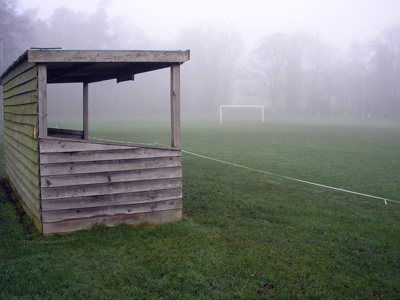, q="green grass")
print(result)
[1,117,399,299]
